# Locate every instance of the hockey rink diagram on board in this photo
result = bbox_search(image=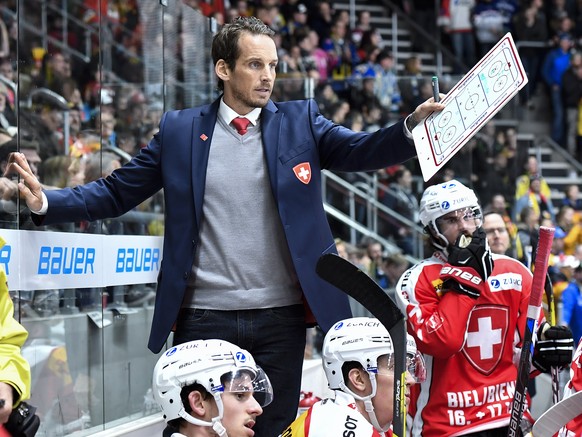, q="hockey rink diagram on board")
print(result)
[413,33,528,181]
